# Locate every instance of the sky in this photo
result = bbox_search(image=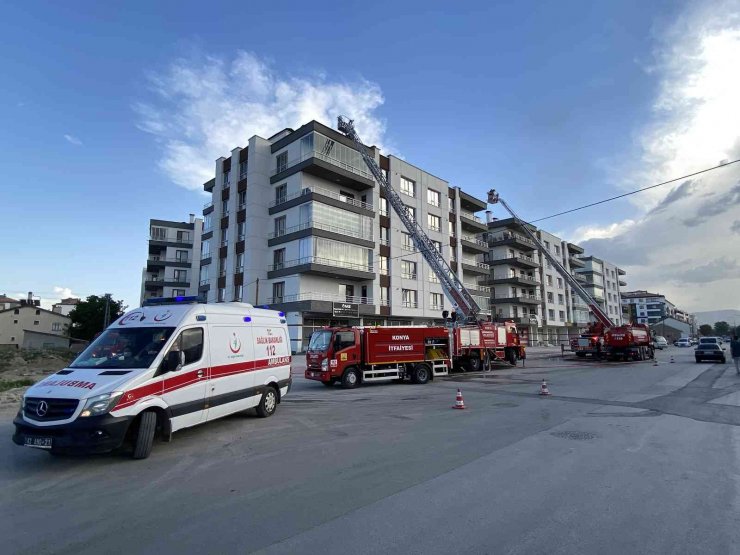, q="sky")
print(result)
[2,0,739,313]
